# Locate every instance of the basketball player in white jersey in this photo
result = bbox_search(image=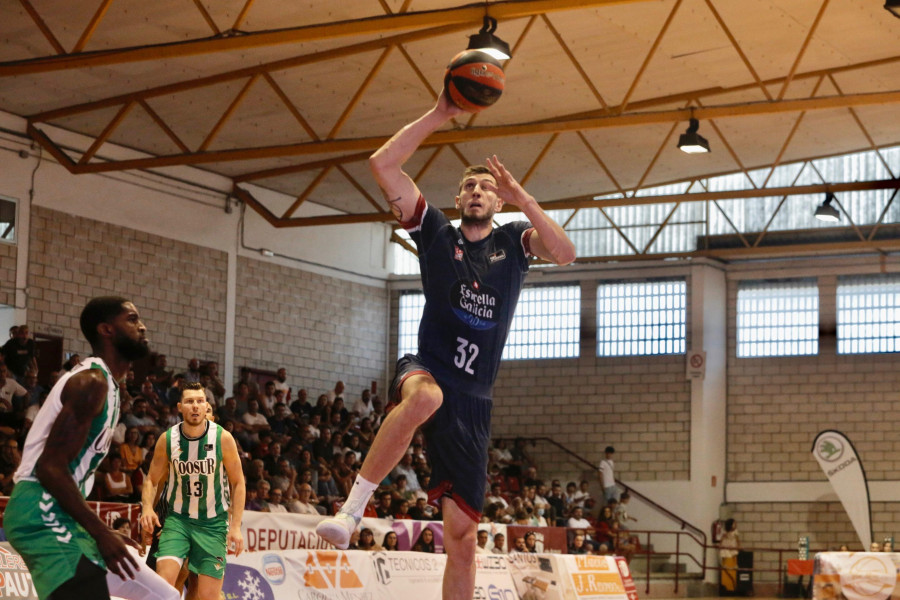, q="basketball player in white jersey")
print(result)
[5,296,178,600]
